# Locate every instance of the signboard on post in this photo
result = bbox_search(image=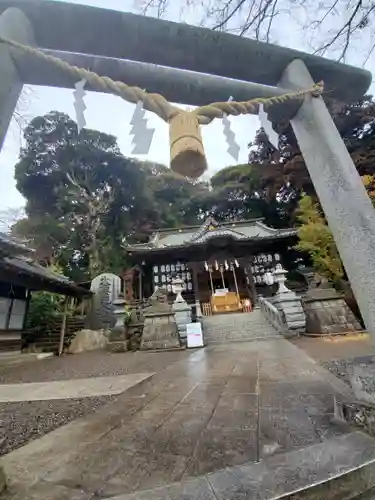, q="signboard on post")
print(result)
[186,322,204,348]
